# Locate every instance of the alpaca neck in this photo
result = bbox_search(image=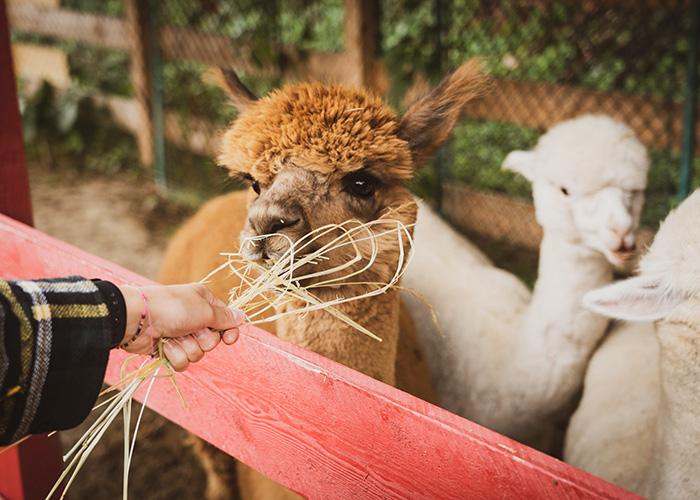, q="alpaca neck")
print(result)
[276,289,400,386]
[642,298,700,499]
[510,233,612,431]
